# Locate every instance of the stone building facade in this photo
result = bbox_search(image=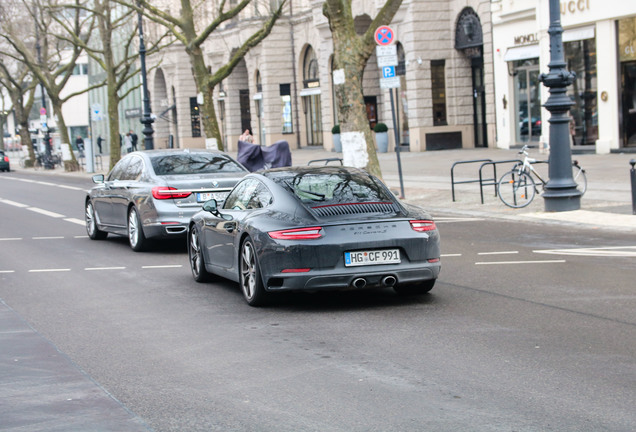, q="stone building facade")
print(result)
[146,0,494,153]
